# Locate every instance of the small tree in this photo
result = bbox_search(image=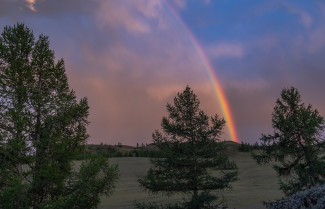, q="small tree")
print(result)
[252,87,325,196]
[137,86,238,209]
[0,23,118,208]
